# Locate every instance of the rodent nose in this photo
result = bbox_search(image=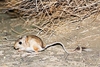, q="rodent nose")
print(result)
[14,47,19,50]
